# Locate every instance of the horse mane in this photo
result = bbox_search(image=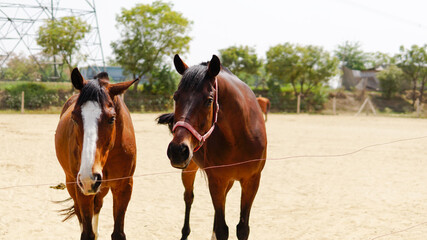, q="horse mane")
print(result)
[76,78,108,107]
[178,62,232,91]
